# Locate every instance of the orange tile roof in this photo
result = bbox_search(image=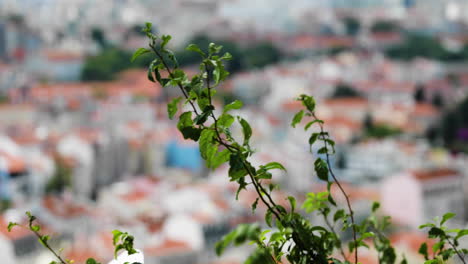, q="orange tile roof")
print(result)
[323,97,368,108]
[43,50,83,62]
[0,151,26,173]
[411,103,439,117]
[144,239,192,256]
[411,168,459,181]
